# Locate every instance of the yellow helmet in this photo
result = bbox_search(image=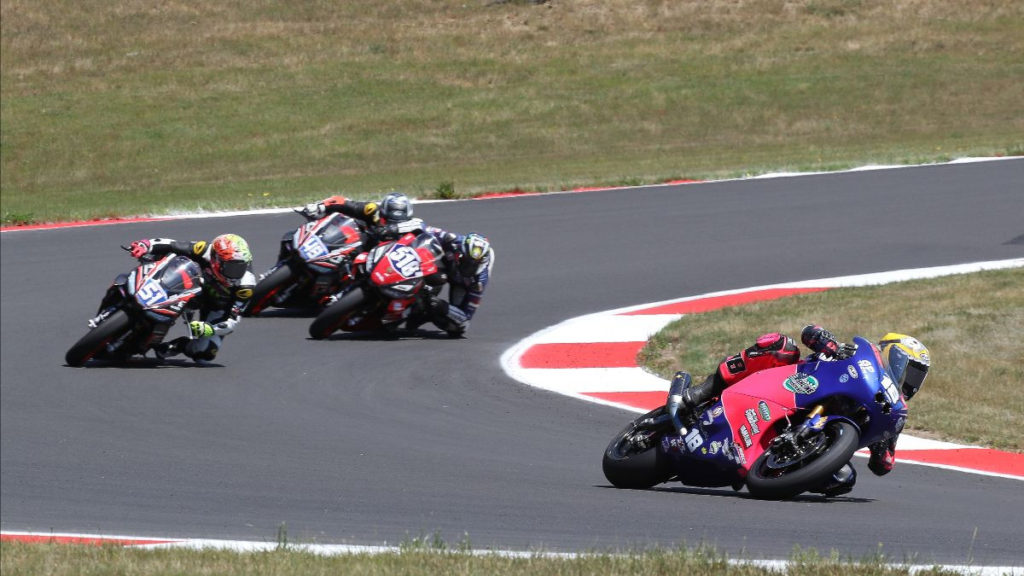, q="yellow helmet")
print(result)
[879,333,931,401]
